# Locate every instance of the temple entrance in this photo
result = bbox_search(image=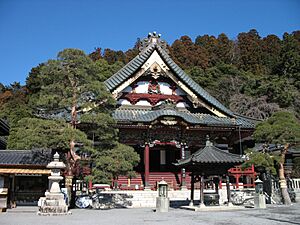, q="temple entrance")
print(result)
[149,146,180,172]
